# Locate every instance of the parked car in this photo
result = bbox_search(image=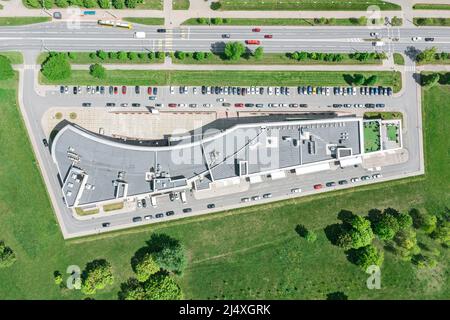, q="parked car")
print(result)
[166,211,175,216]
[182,208,192,213]
[263,193,272,199]
[82,102,91,107]
[350,177,360,183]
[155,213,164,218]
[326,182,336,187]
[144,215,153,220]
[132,217,142,223]
[222,34,230,38]
[313,184,323,190]
[207,204,215,209]
[102,222,110,228]
[291,188,301,193]
[361,175,371,181]
[121,86,127,94]
[42,139,49,147]
[338,180,348,185]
